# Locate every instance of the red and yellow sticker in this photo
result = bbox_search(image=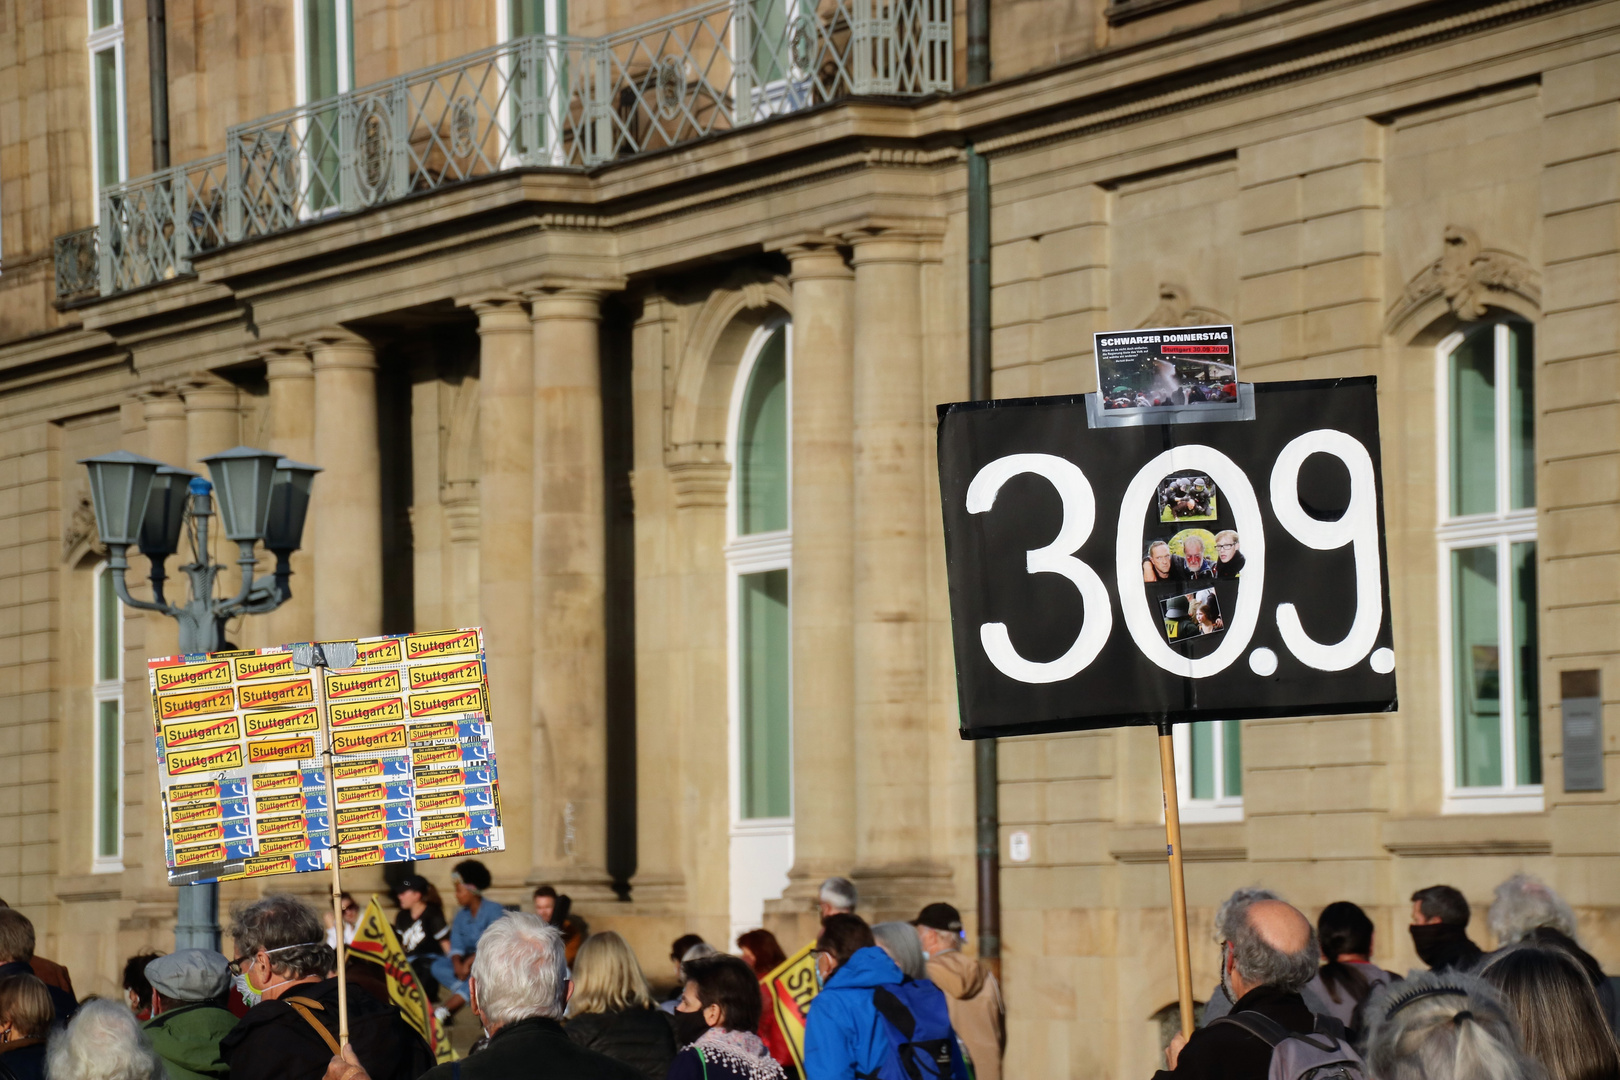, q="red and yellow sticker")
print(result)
[335,804,386,827]
[174,843,225,866]
[257,834,309,857]
[244,706,321,738]
[168,801,223,825]
[414,789,468,813]
[408,686,484,719]
[333,759,387,781]
[162,715,242,749]
[257,814,306,836]
[337,824,391,847]
[171,821,226,847]
[254,792,305,816]
[408,720,459,744]
[251,769,300,792]
[335,783,386,806]
[331,724,407,756]
[414,833,476,858]
[237,679,314,710]
[158,686,238,722]
[407,660,482,692]
[168,780,220,804]
[339,846,388,868]
[325,669,402,700]
[418,812,470,835]
[154,660,234,693]
[354,638,403,667]
[165,744,244,775]
[233,653,298,682]
[412,763,463,785]
[329,697,405,728]
[248,737,315,764]
[405,629,480,661]
[243,854,299,877]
